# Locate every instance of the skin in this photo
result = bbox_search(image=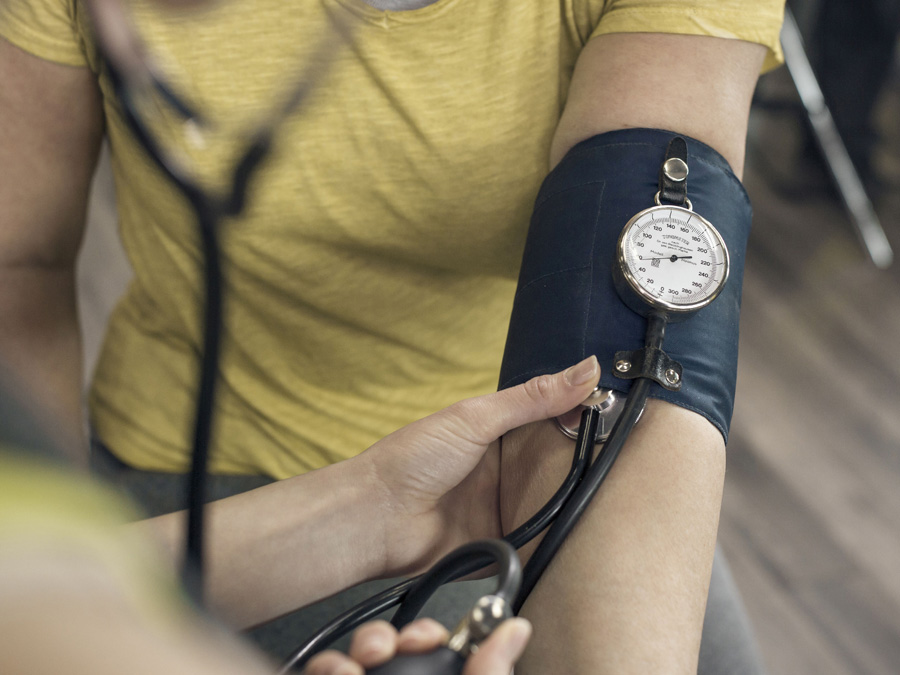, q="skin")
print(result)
[2,586,525,675]
[549,33,763,176]
[1,365,592,675]
[501,33,766,674]
[305,618,532,675]
[0,38,103,458]
[136,360,602,628]
[0,23,768,675]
